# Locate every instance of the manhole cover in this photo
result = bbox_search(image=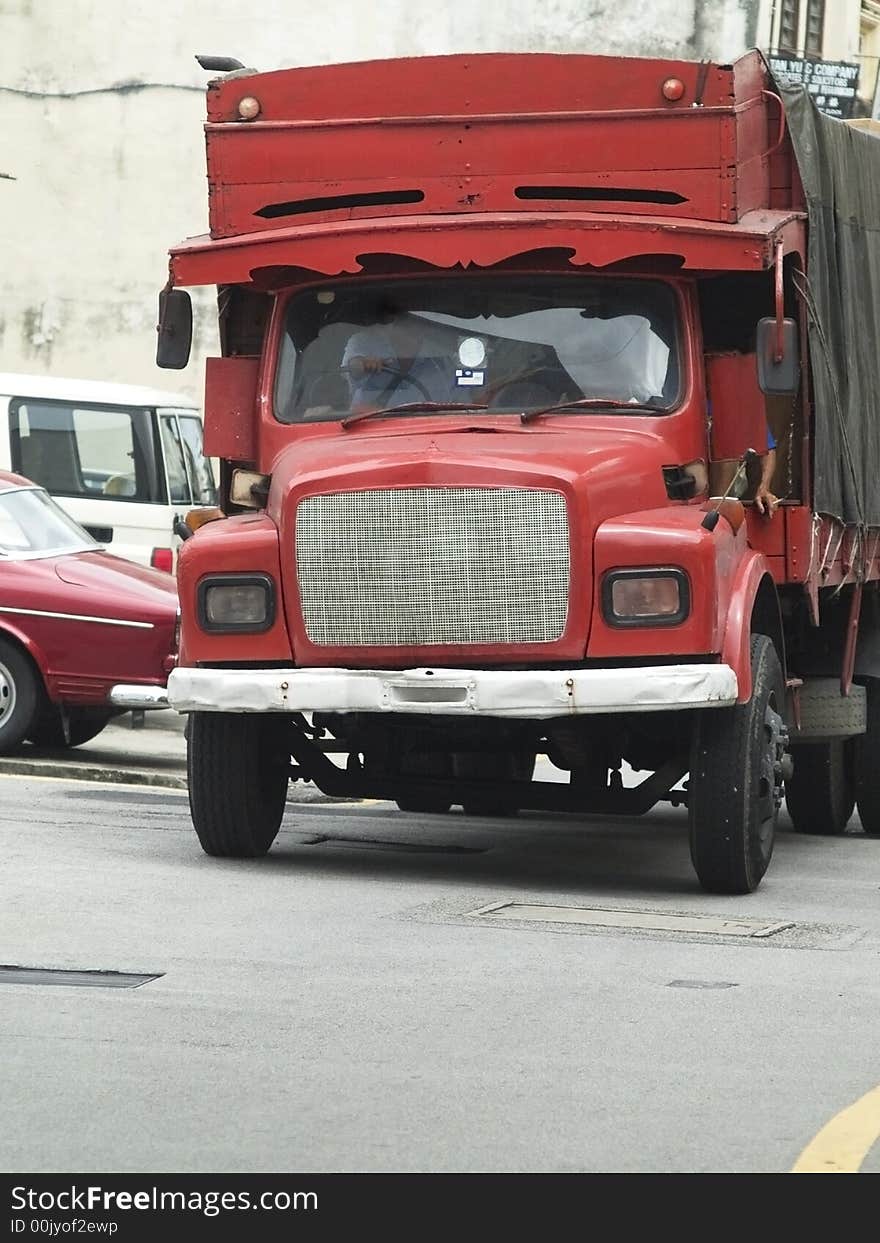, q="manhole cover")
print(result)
[466,903,793,938]
[0,966,162,989]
